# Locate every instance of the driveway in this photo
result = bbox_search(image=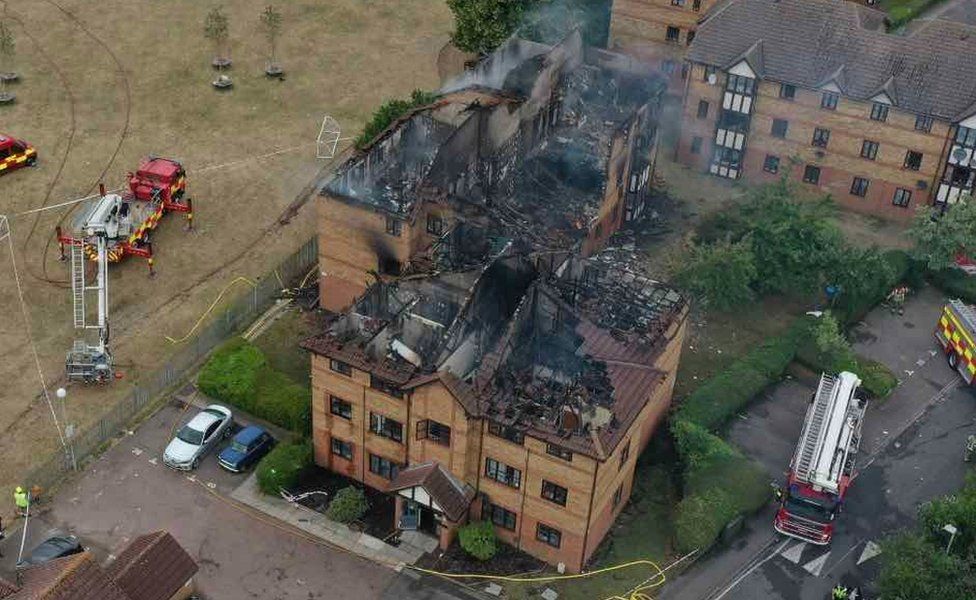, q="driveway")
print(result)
[0,402,467,600]
[662,286,972,599]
